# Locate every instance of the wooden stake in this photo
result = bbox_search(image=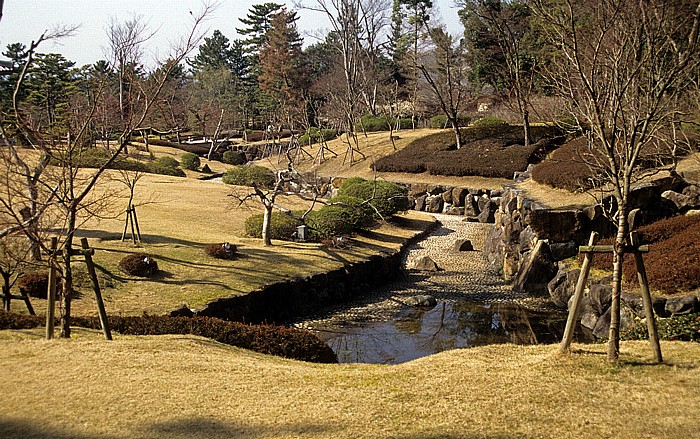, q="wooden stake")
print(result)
[46,238,58,340]
[560,231,599,353]
[132,206,142,242]
[128,207,137,244]
[80,238,112,340]
[630,232,662,363]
